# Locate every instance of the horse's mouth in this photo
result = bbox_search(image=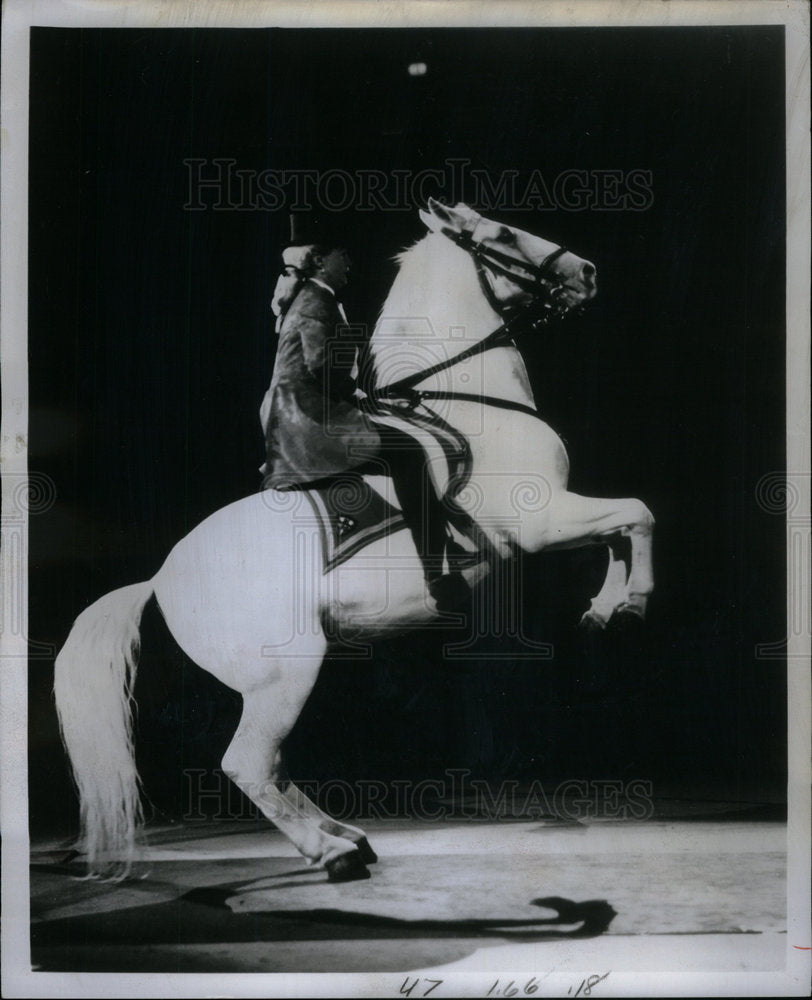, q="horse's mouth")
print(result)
[539,283,594,323]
